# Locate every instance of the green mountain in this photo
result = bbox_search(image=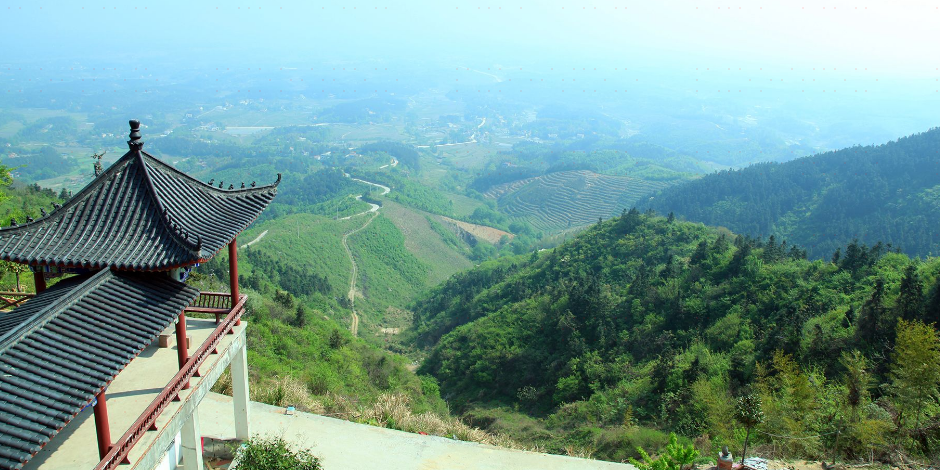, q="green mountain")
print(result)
[413,209,940,461]
[647,128,940,258]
